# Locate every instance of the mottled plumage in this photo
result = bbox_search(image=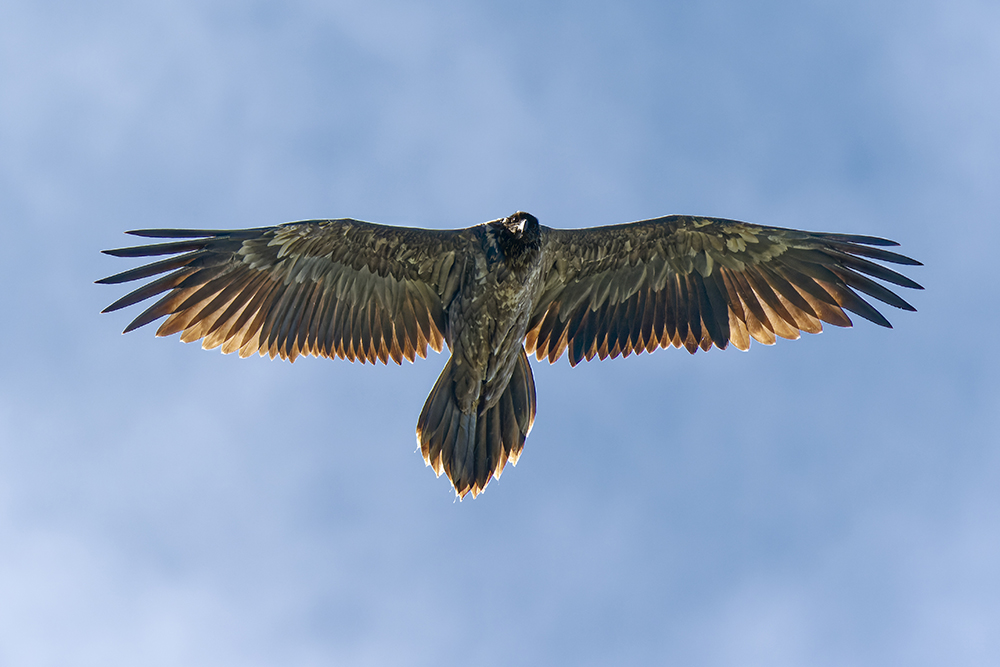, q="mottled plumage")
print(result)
[99,212,922,497]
